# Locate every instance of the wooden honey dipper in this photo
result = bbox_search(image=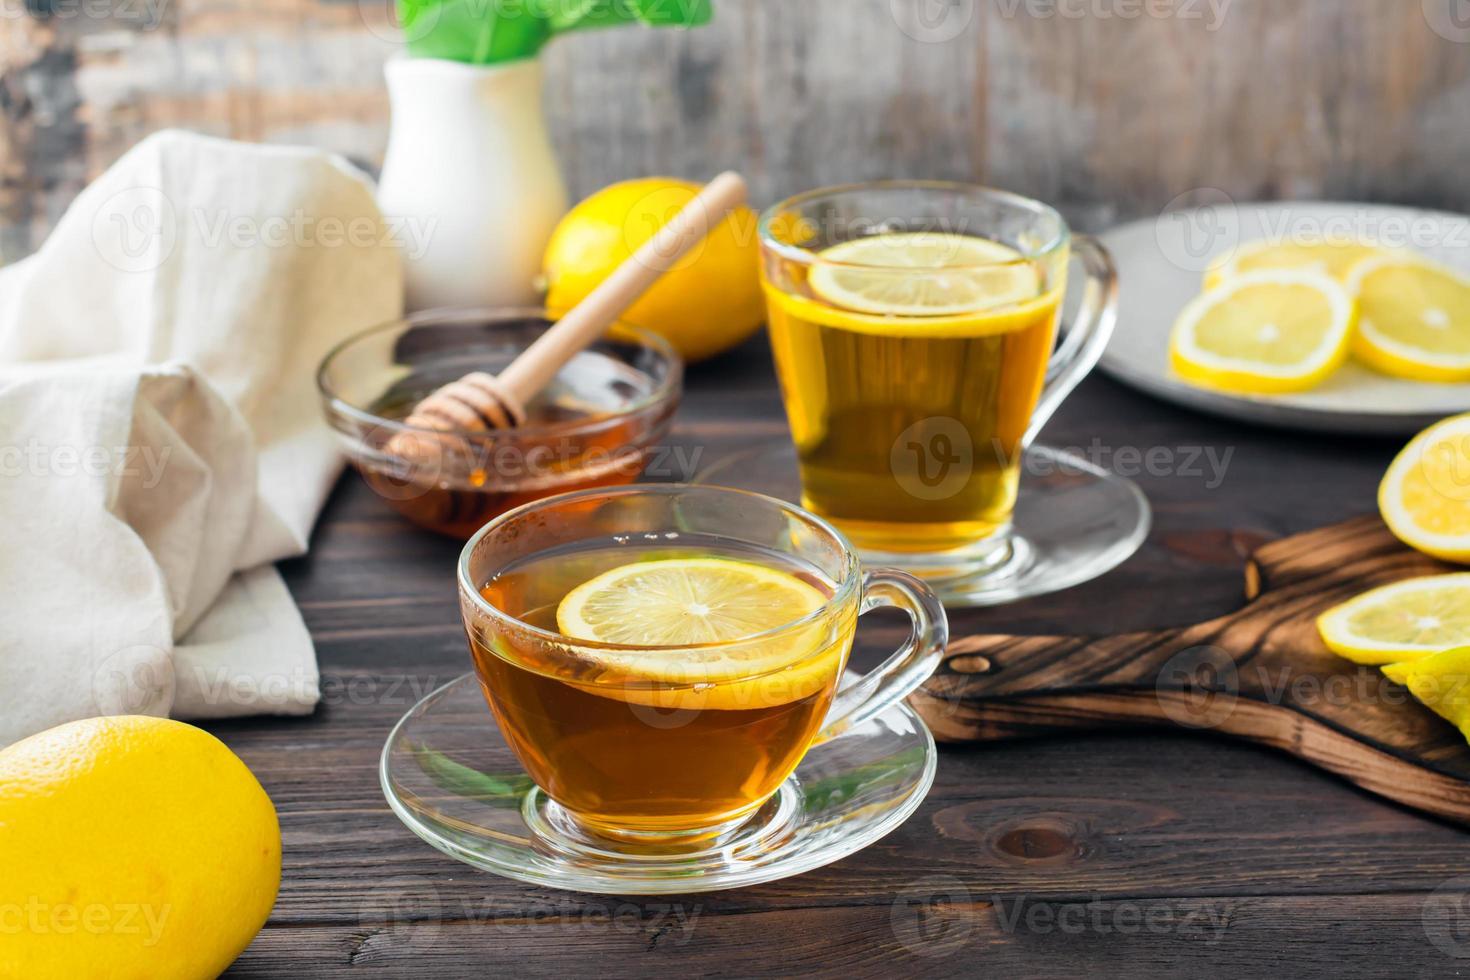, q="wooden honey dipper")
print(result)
[389,171,749,461]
